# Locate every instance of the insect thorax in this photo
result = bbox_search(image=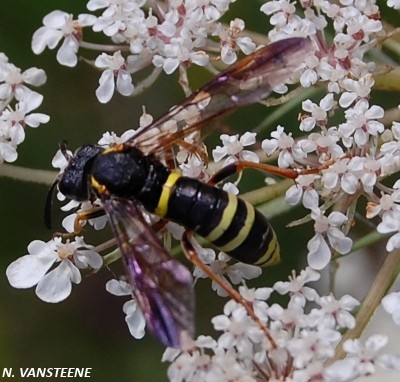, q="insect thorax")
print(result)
[90,146,171,209]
